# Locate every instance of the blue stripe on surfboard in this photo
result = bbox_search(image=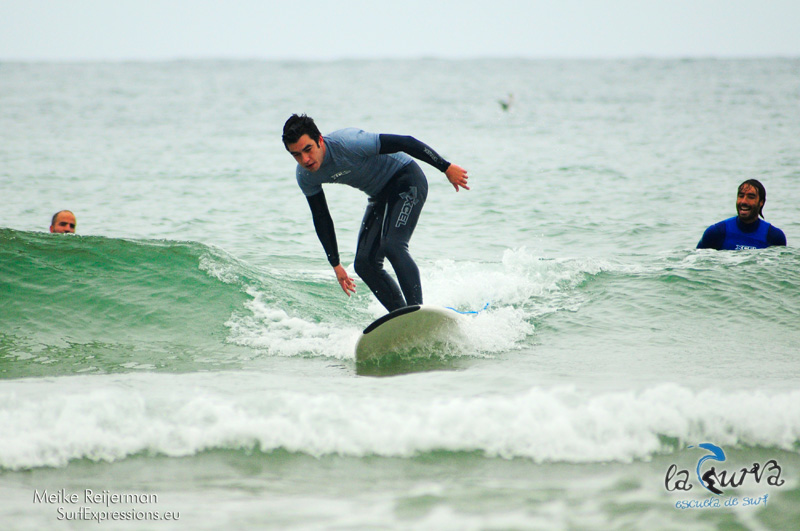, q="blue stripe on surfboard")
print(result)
[445,302,490,315]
